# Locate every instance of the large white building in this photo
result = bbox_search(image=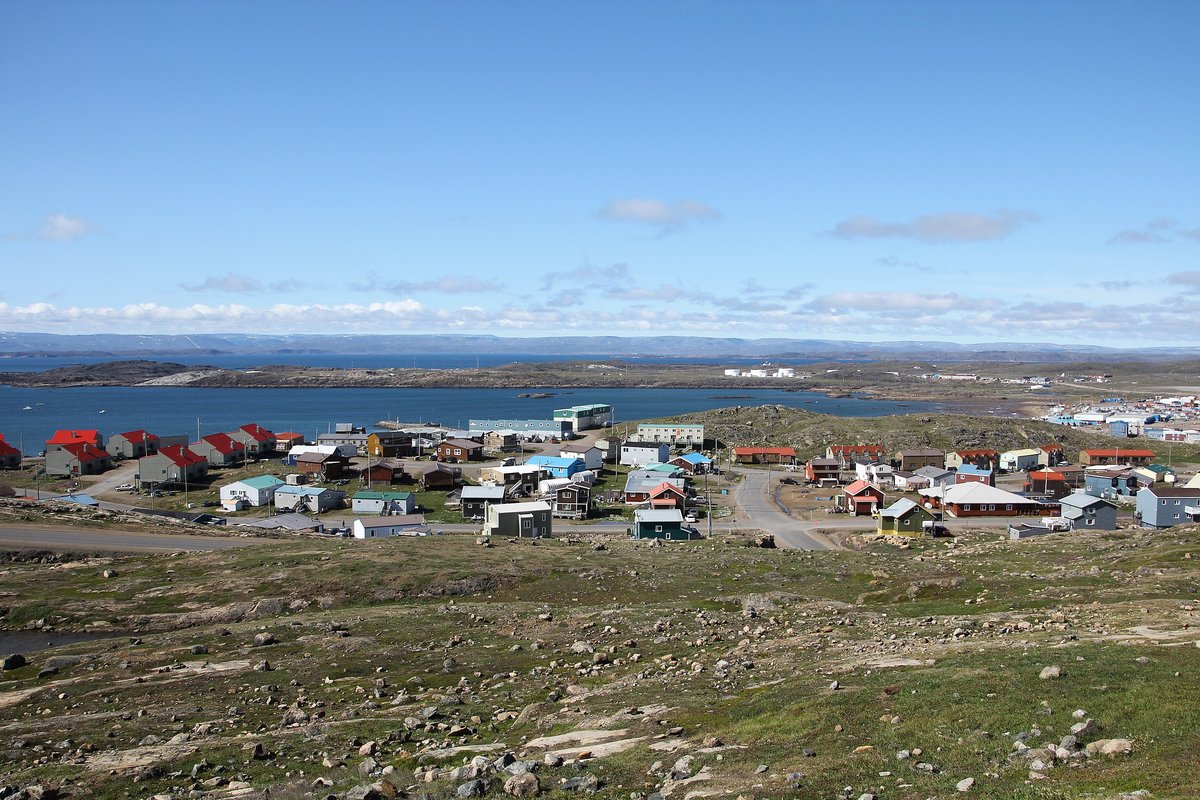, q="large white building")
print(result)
[553,404,613,432]
[635,423,705,448]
